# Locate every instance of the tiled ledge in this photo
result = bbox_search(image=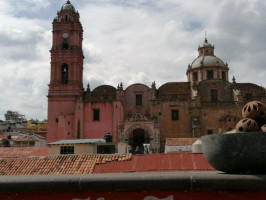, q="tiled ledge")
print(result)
[1,171,266,193]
